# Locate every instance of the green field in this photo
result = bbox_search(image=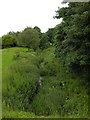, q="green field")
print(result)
[2,47,88,118]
